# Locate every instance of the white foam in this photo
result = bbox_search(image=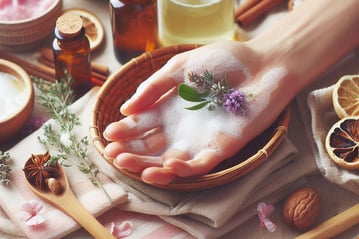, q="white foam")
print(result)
[159,66,287,156]
[128,139,146,152]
